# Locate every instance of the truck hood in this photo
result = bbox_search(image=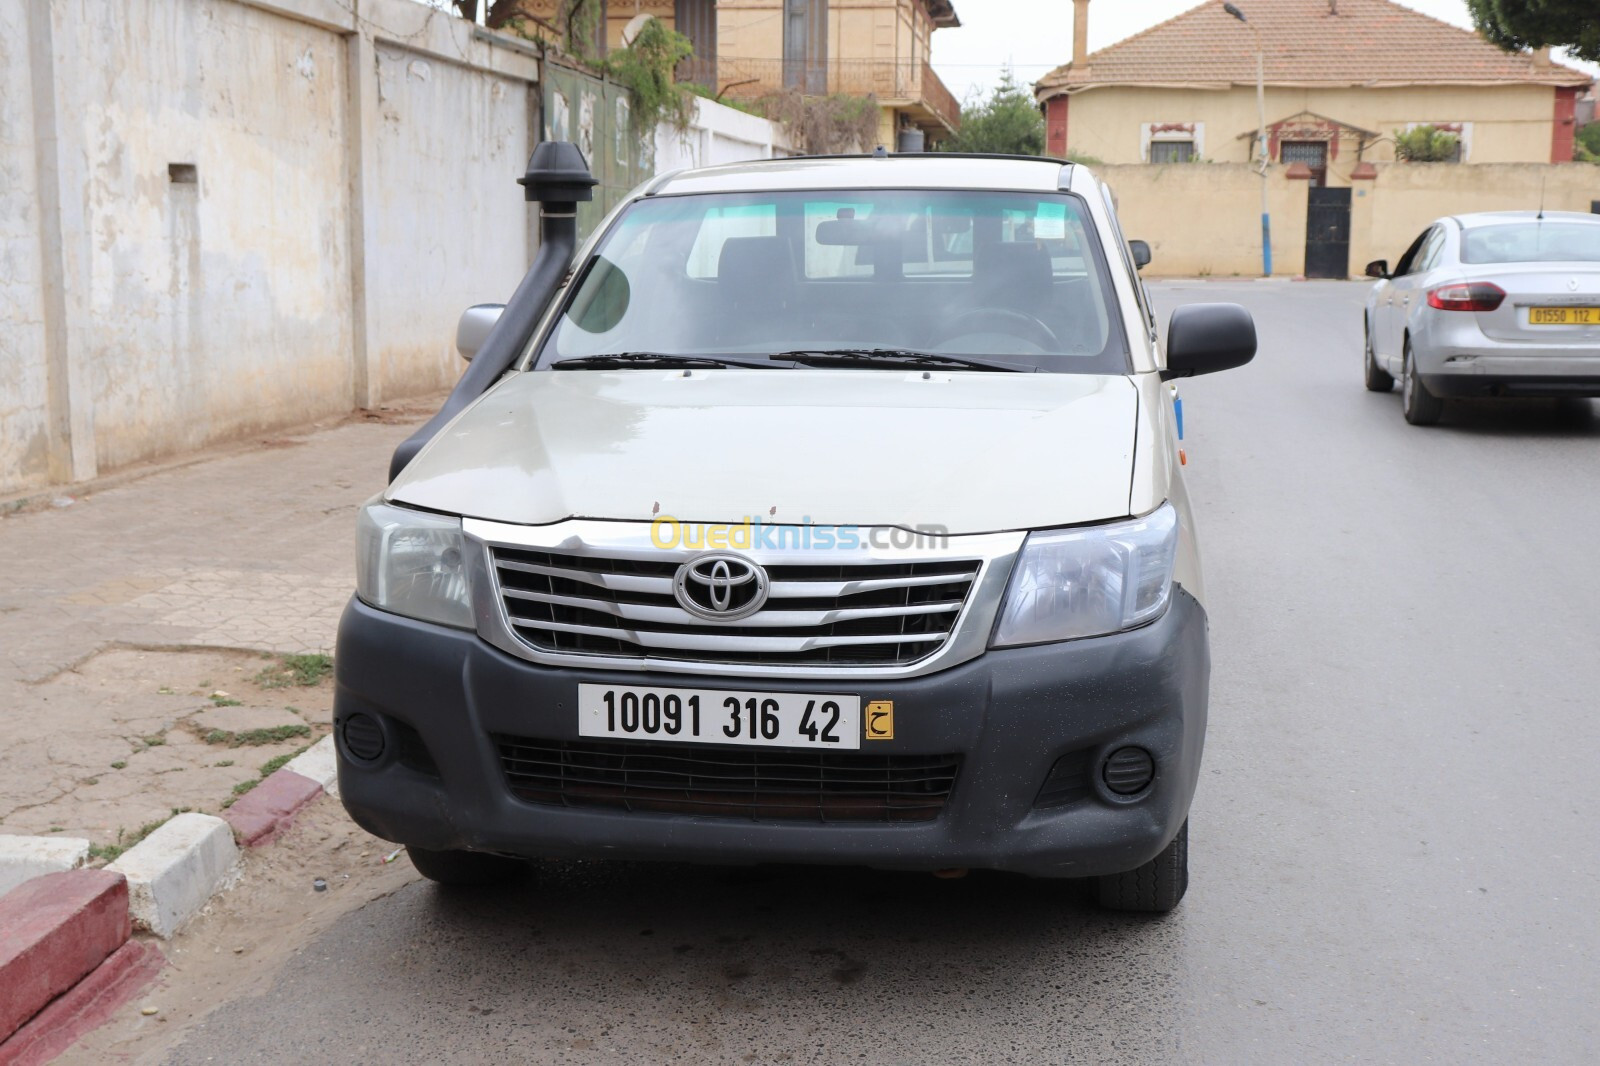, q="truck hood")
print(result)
[387,369,1139,535]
